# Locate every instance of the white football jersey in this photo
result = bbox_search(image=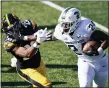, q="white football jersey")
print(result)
[54,18,105,62]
